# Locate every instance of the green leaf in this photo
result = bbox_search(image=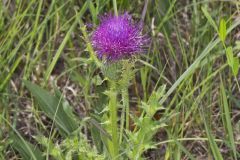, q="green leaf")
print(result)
[226,47,234,67]
[235,41,240,50]
[233,57,239,76]
[10,133,44,160]
[2,113,44,160]
[23,80,78,137]
[143,85,166,117]
[201,7,218,32]
[219,19,227,42]
[35,135,64,160]
[226,47,239,76]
